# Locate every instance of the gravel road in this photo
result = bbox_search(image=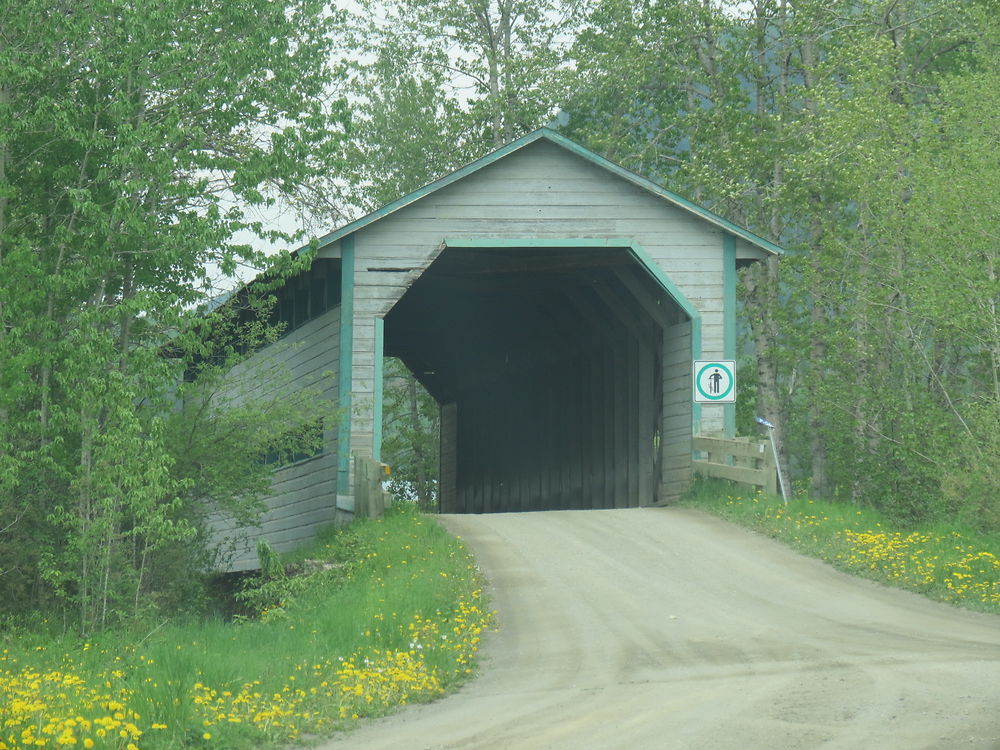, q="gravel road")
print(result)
[323,508,1000,750]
